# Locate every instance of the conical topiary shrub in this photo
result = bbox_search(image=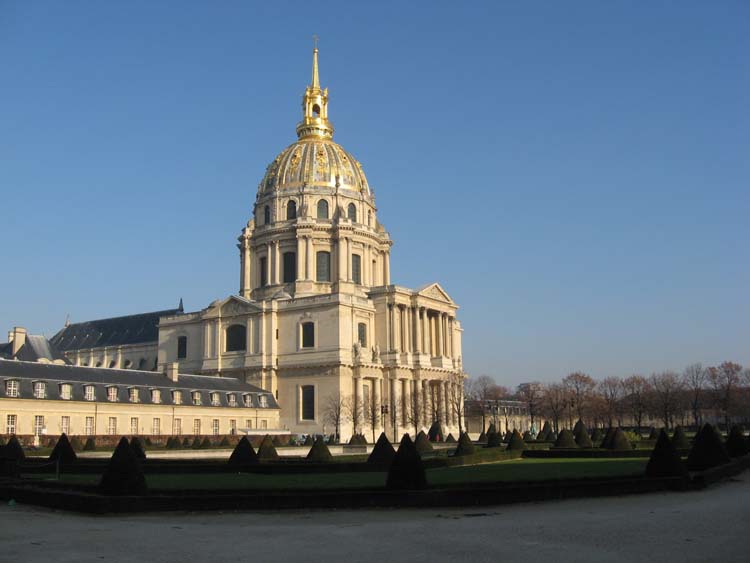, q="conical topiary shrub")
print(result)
[547,431,558,442]
[144,437,153,447]
[368,432,396,466]
[645,429,688,479]
[70,436,83,452]
[166,436,179,449]
[522,430,533,442]
[83,437,96,451]
[99,437,147,496]
[428,421,444,442]
[671,426,690,450]
[503,430,513,442]
[606,428,632,451]
[590,427,604,444]
[487,423,497,435]
[477,431,487,443]
[49,433,77,465]
[648,427,659,440]
[486,430,502,448]
[600,428,615,449]
[573,419,585,435]
[229,436,258,466]
[445,433,457,443]
[386,434,427,490]
[726,425,749,458]
[687,423,730,471]
[219,436,230,447]
[507,429,526,451]
[200,437,212,449]
[272,436,283,447]
[553,428,578,448]
[575,428,593,448]
[182,437,191,448]
[415,431,433,453]
[0,436,5,446]
[257,434,279,461]
[537,421,551,441]
[306,436,333,462]
[191,437,201,449]
[3,436,25,461]
[129,437,146,460]
[304,435,314,446]
[454,432,476,456]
